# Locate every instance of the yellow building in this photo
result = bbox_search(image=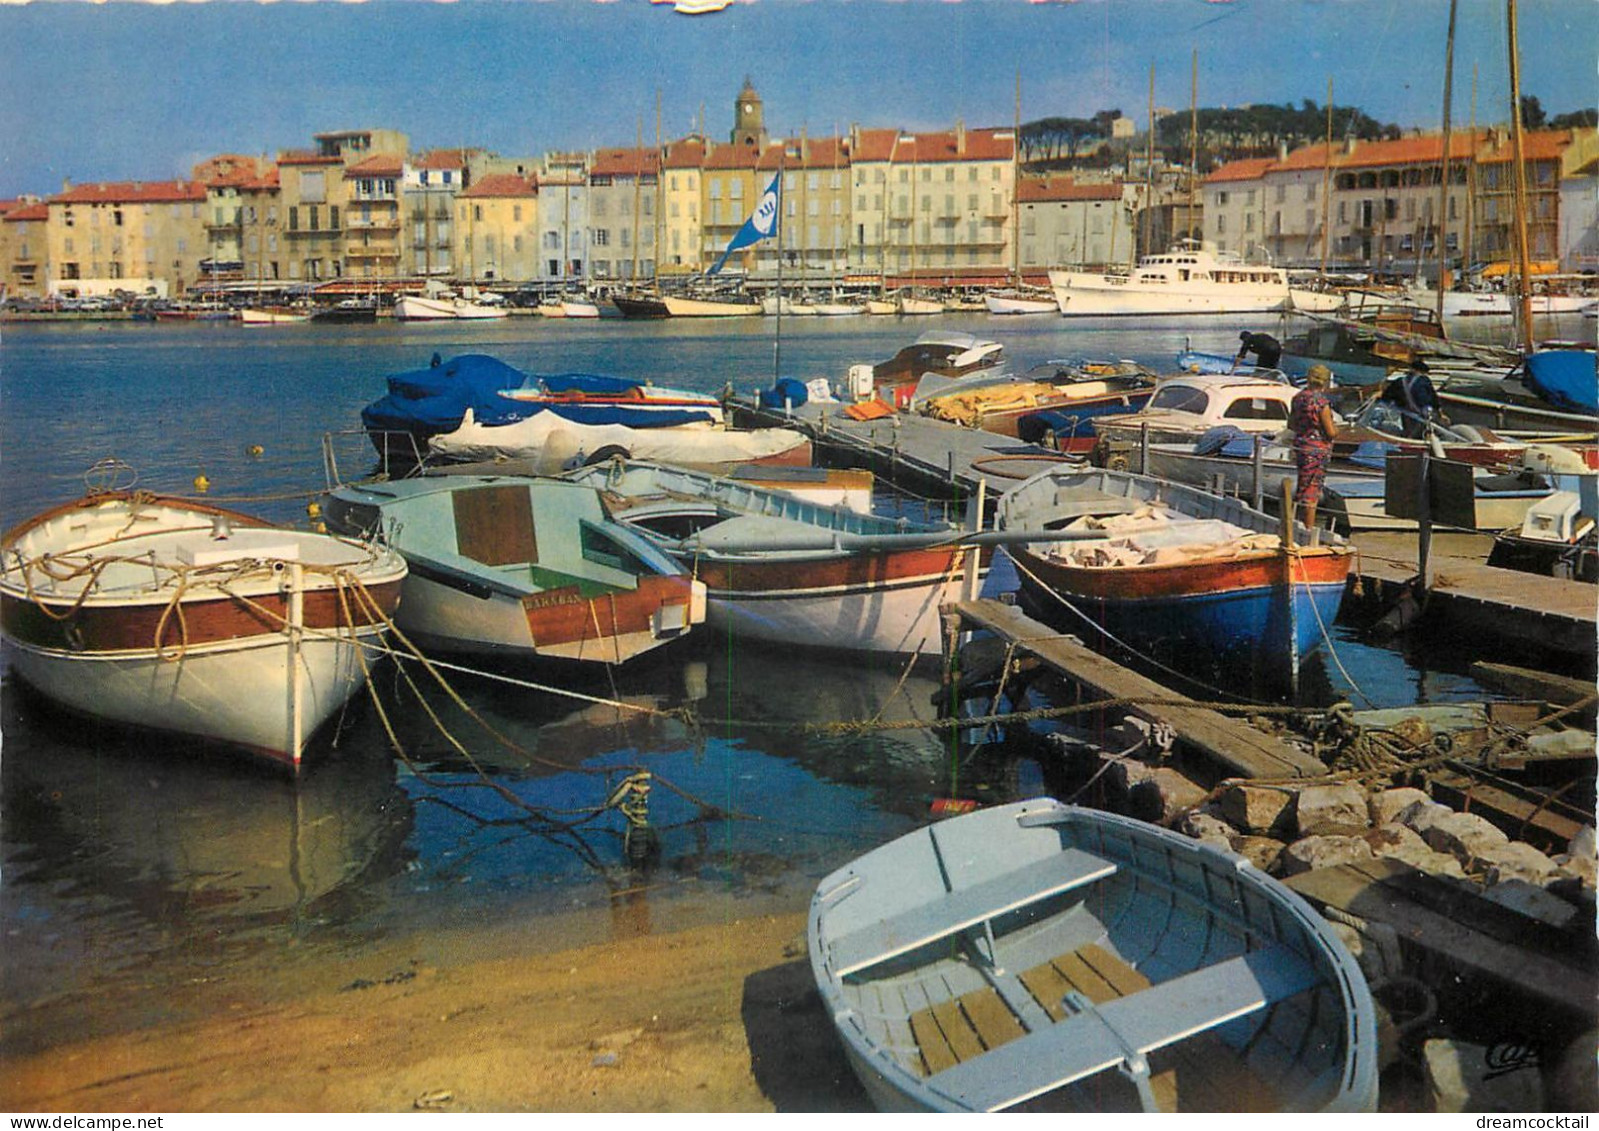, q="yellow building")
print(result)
[2,198,48,297]
[276,150,347,283]
[456,174,541,284]
[343,153,405,282]
[47,179,208,296]
[777,133,852,282]
[661,136,707,274]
